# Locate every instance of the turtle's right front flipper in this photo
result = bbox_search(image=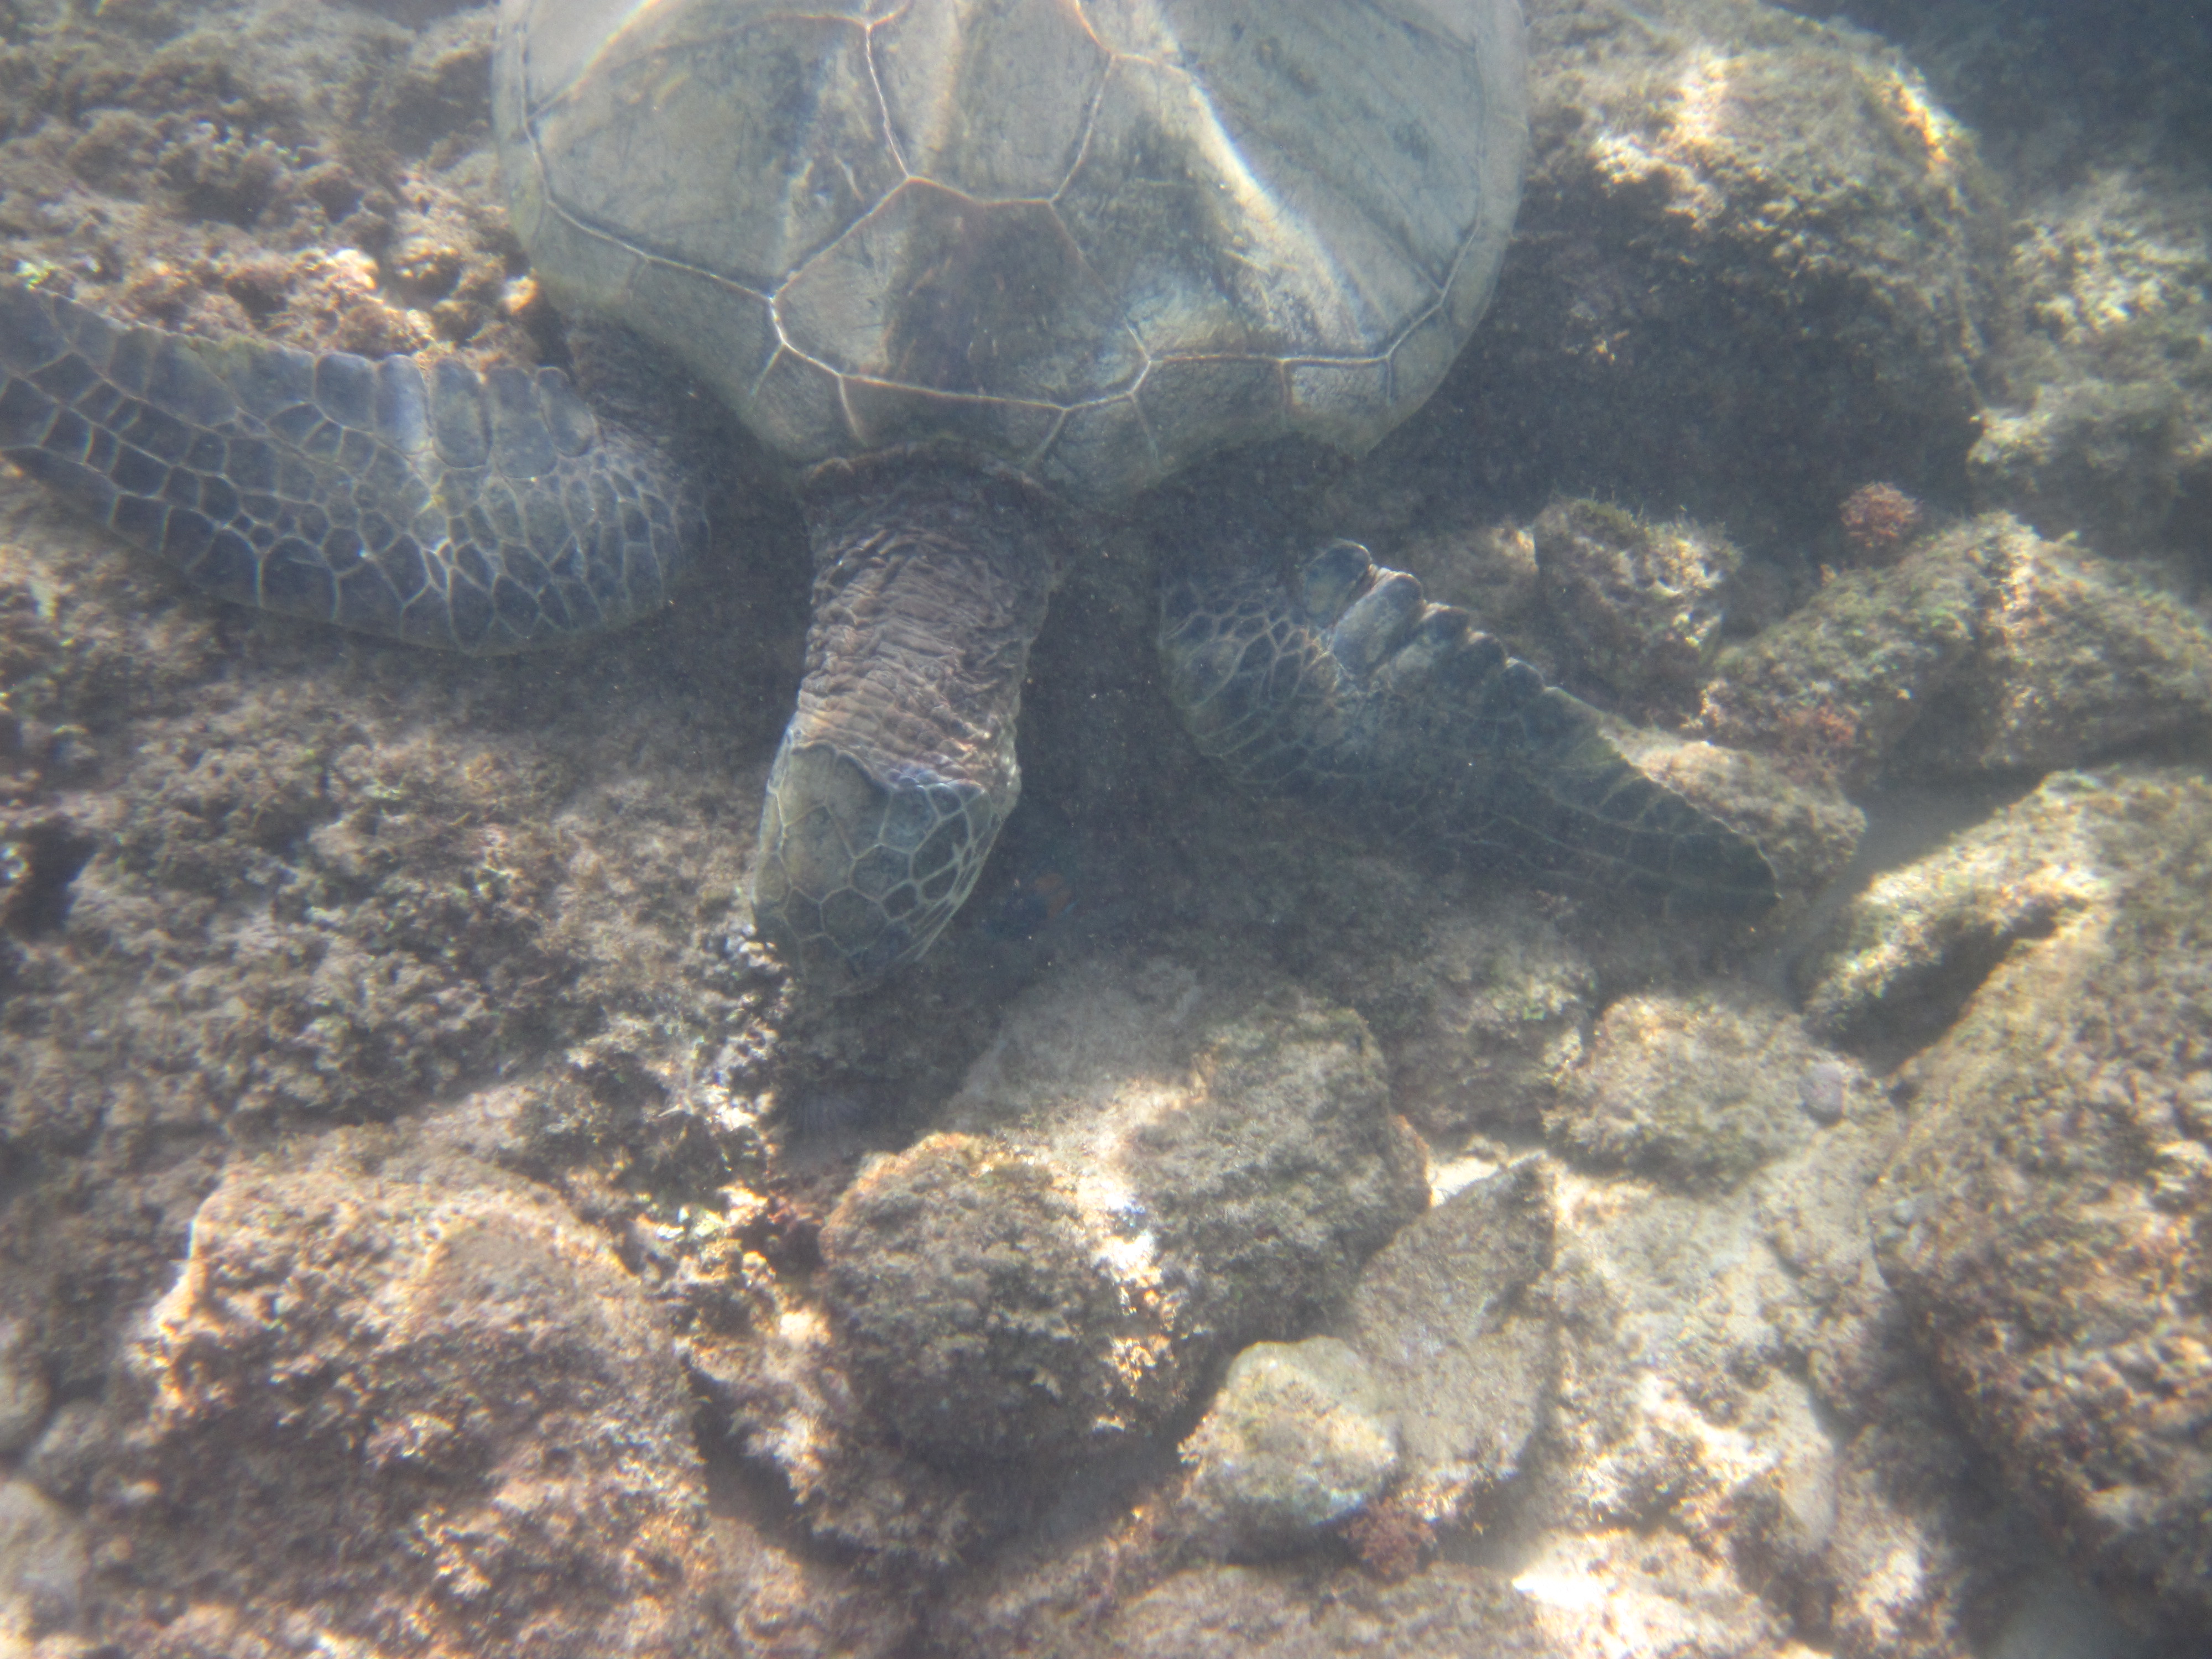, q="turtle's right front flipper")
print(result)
[0,286,703,653]
[1161,540,1778,912]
